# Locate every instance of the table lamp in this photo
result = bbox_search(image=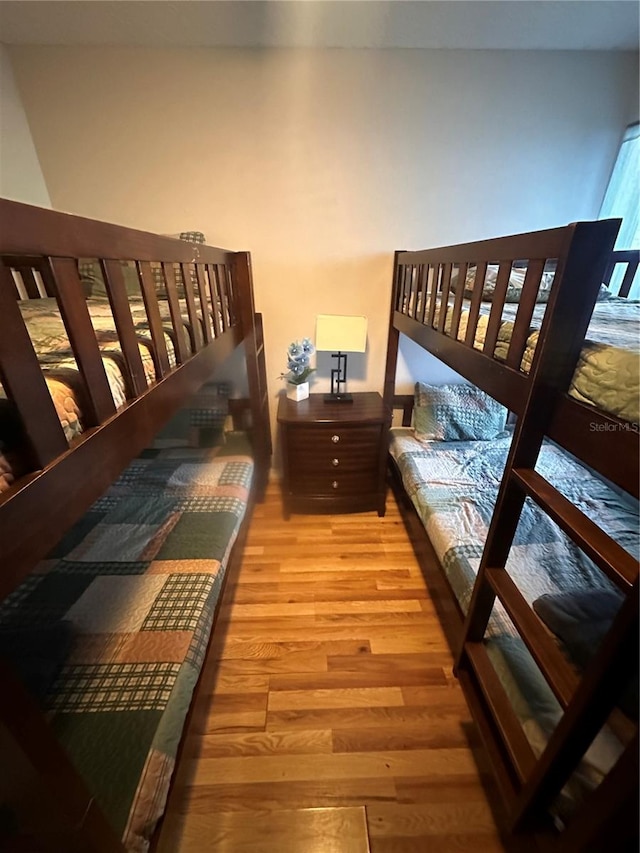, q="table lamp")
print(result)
[315,314,368,403]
